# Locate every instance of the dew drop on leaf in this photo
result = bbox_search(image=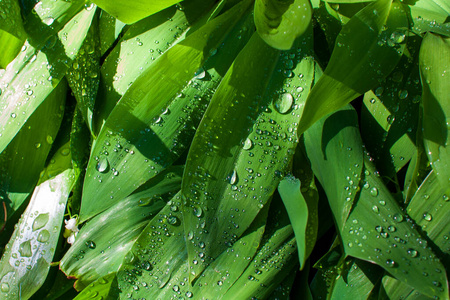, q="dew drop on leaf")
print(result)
[19,240,32,257]
[423,212,432,222]
[96,157,109,173]
[386,259,396,268]
[86,240,96,249]
[274,93,293,114]
[32,213,49,231]
[370,187,378,197]
[243,138,253,150]
[0,283,9,293]
[407,248,419,258]
[37,229,50,243]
